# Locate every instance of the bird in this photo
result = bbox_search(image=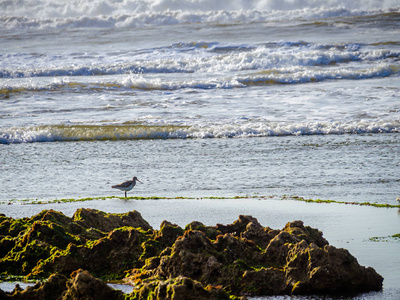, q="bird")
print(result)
[397,197,400,204]
[112,177,143,198]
